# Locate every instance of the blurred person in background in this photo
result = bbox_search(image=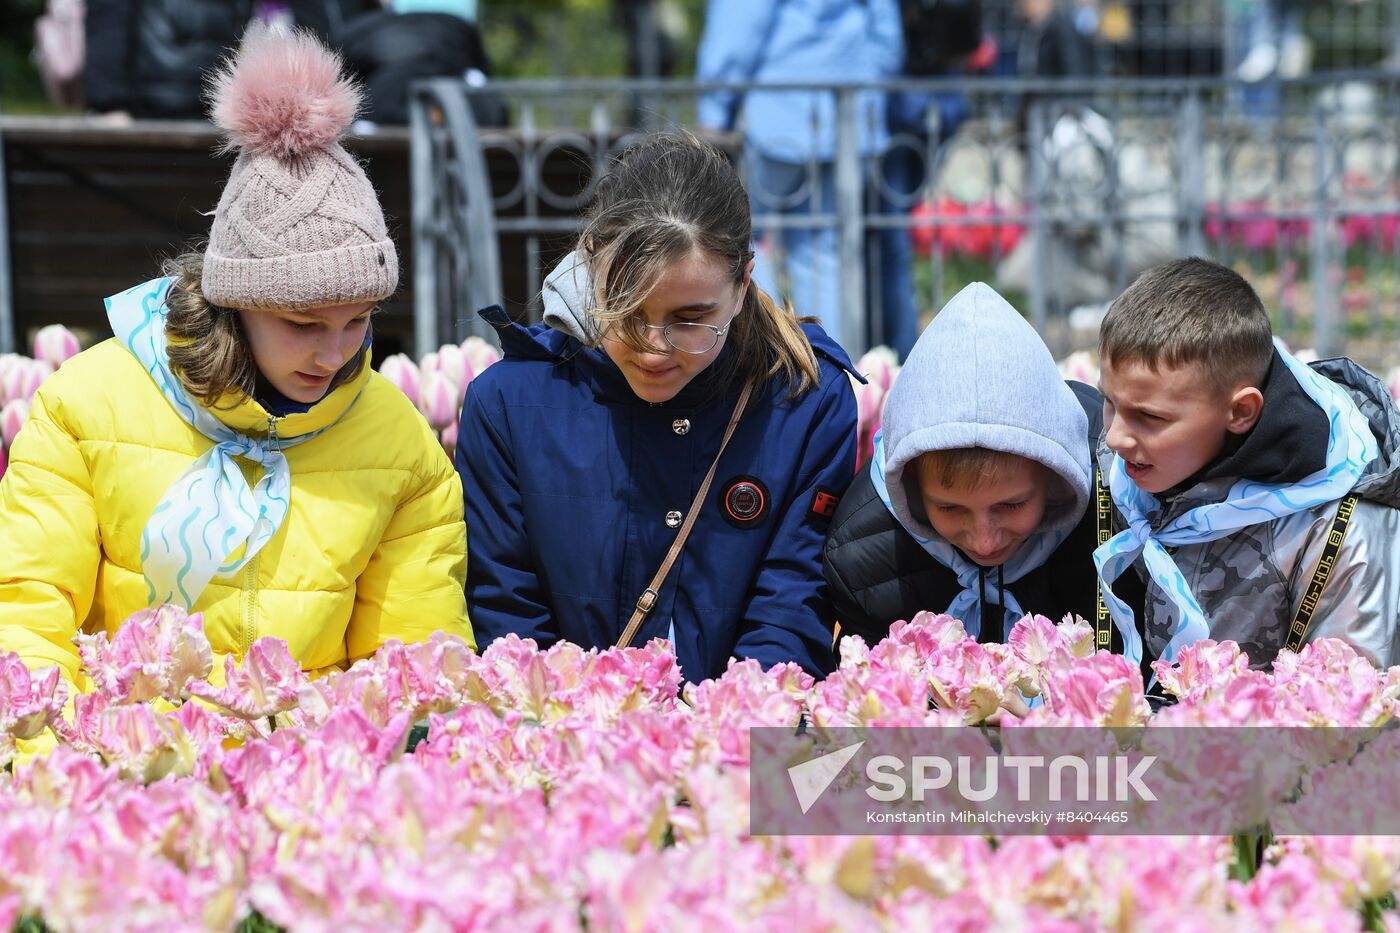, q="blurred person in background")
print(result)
[696,0,903,349]
[1231,0,1311,83]
[1017,0,1098,81]
[333,0,504,125]
[84,0,258,119]
[878,0,992,360]
[33,0,85,110]
[82,0,499,125]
